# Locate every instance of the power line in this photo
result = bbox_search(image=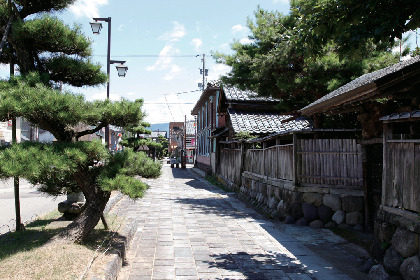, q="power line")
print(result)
[164,94,175,122]
[153,89,201,96]
[94,54,199,58]
[177,94,185,116]
[144,102,194,104]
